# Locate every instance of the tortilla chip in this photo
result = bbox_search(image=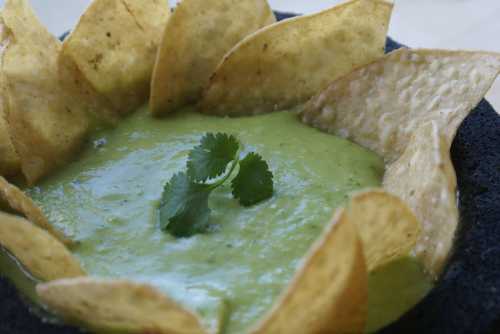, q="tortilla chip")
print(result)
[0,111,19,176]
[1,0,90,185]
[150,0,276,115]
[301,48,500,163]
[61,0,170,116]
[384,122,458,278]
[0,19,19,177]
[57,41,119,127]
[345,190,420,272]
[37,277,206,334]
[0,211,84,281]
[121,0,172,43]
[200,0,393,116]
[250,210,367,334]
[0,176,71,245]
